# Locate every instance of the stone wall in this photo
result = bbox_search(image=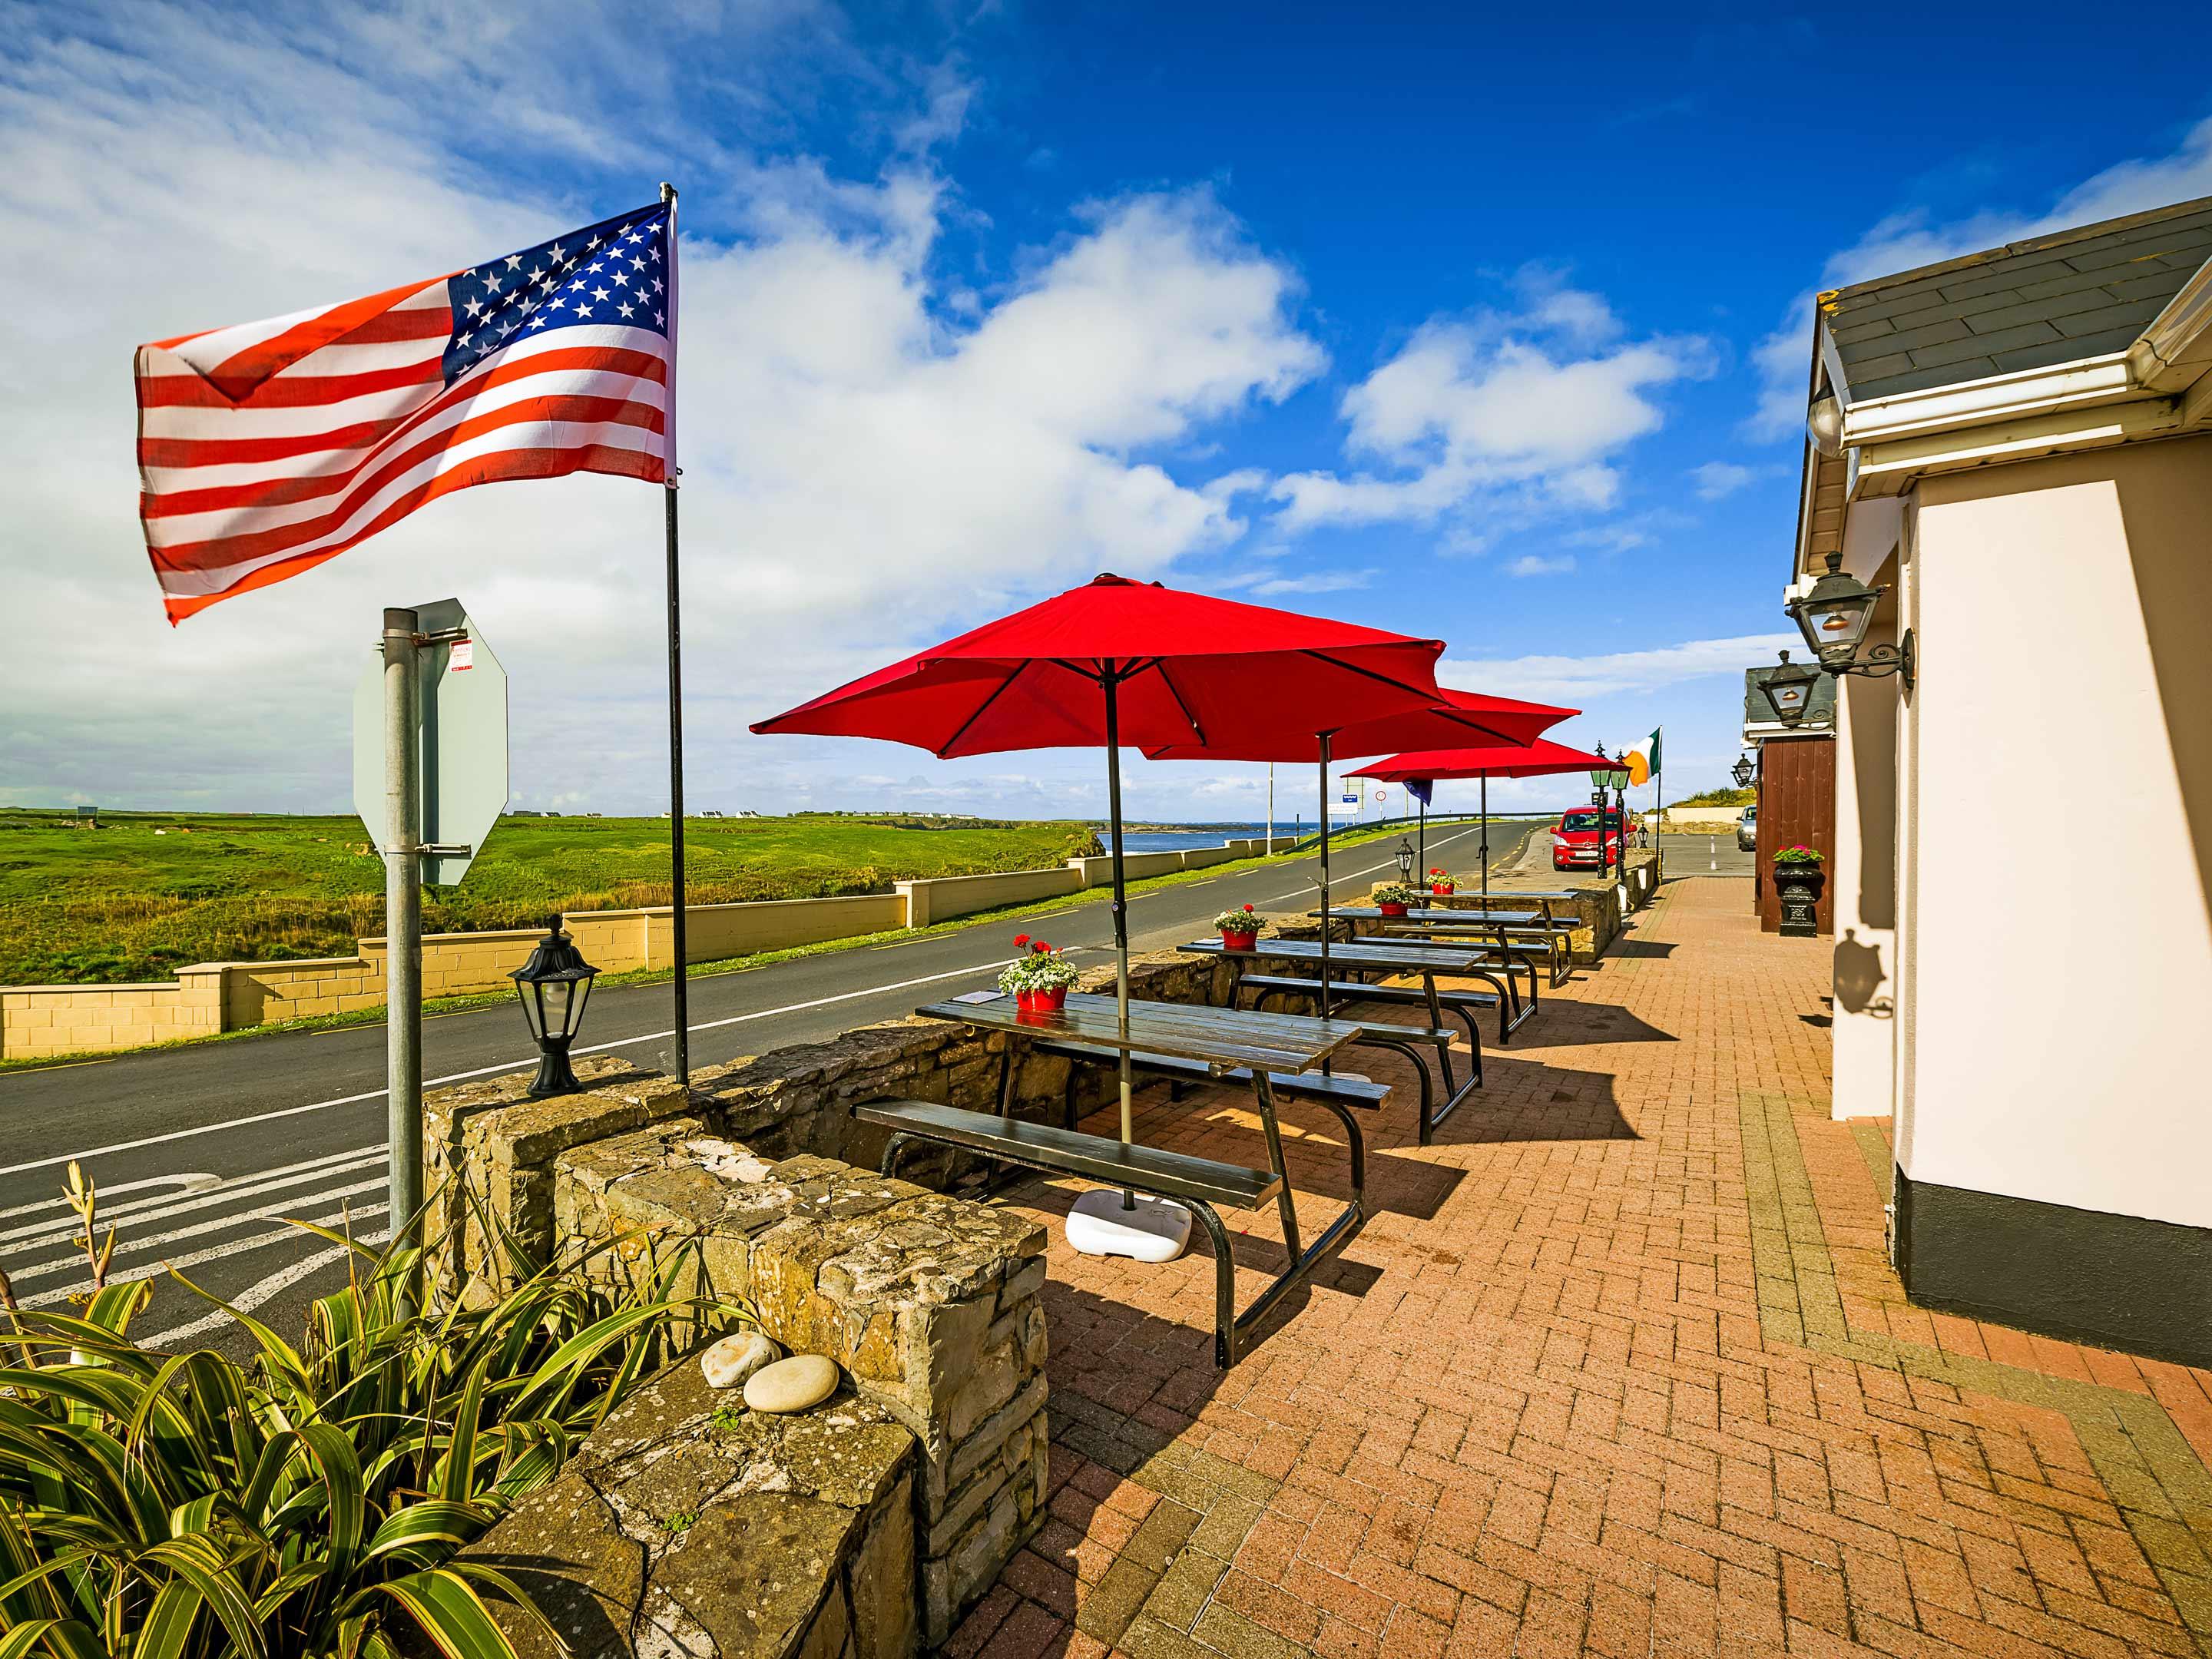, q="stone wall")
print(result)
[461,1355,919,1659]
